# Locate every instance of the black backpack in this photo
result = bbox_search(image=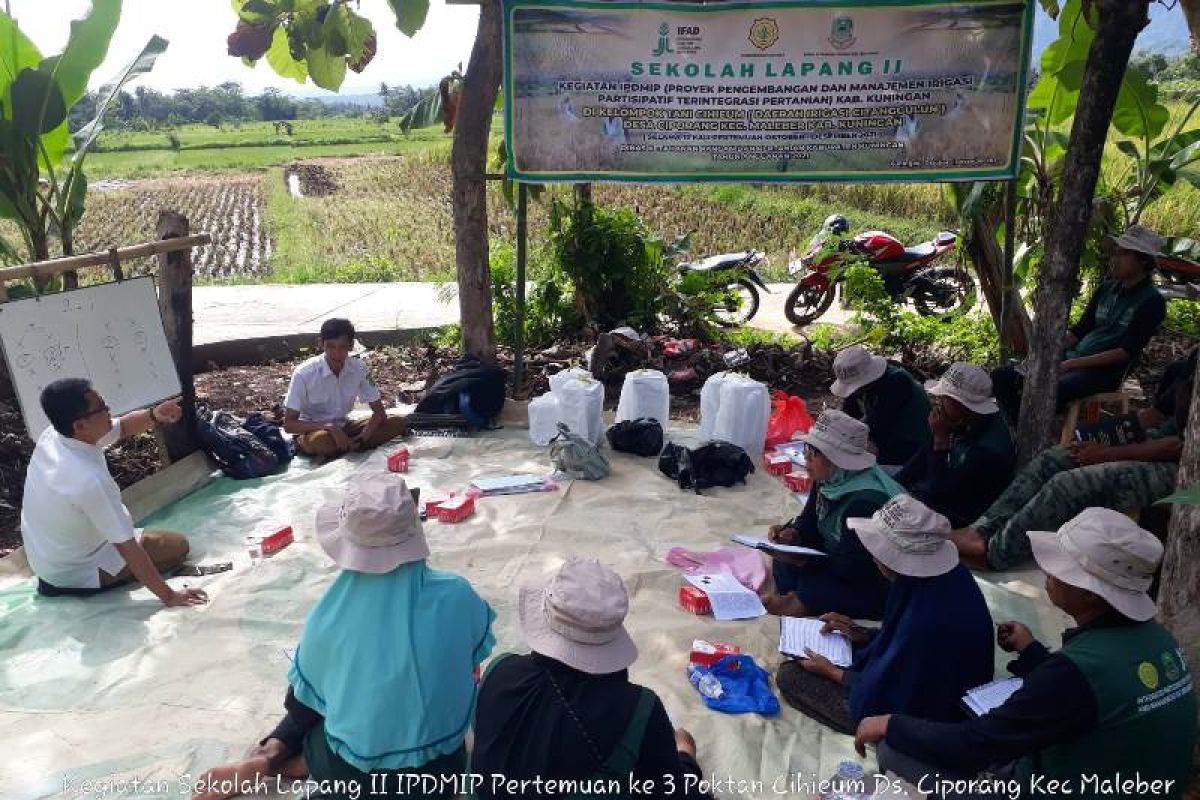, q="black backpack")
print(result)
[658,440,754,493]
[415,356,507,427]
[606,418,664,457]
[242,412,296,465]
[195,408,281,480]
